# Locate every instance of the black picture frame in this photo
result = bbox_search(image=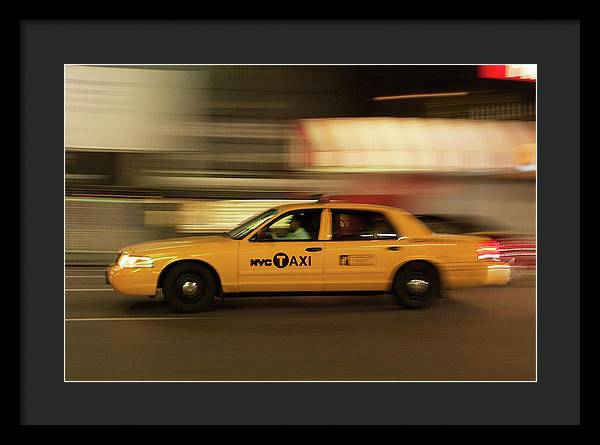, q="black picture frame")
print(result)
[21,20,580,425]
